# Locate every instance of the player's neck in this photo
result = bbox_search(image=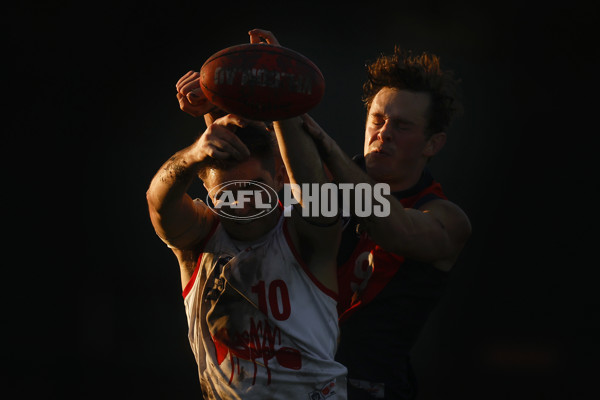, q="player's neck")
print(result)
[379,165,425,192]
